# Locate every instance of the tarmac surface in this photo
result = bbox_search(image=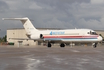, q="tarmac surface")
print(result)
[0,45,104,70]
